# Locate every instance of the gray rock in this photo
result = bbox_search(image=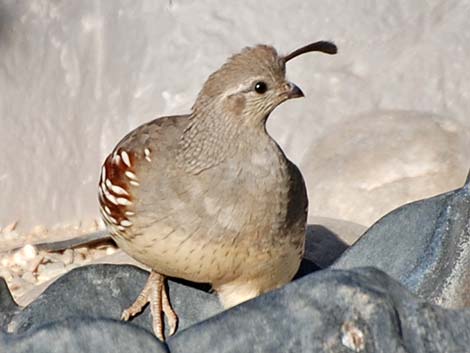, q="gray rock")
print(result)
[334,173,470,308]
[2,266,470,353]
[167,267,470,353]
[0,318,167,353]
[0,278,19,330]
[5,264,222,336]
